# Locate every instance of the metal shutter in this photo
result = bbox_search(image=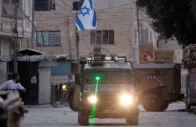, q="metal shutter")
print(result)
[39,67,51,104]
